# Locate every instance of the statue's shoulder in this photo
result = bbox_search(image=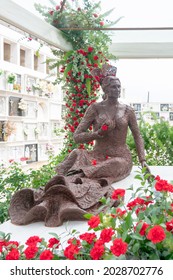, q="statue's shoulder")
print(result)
[125,104,135,114]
